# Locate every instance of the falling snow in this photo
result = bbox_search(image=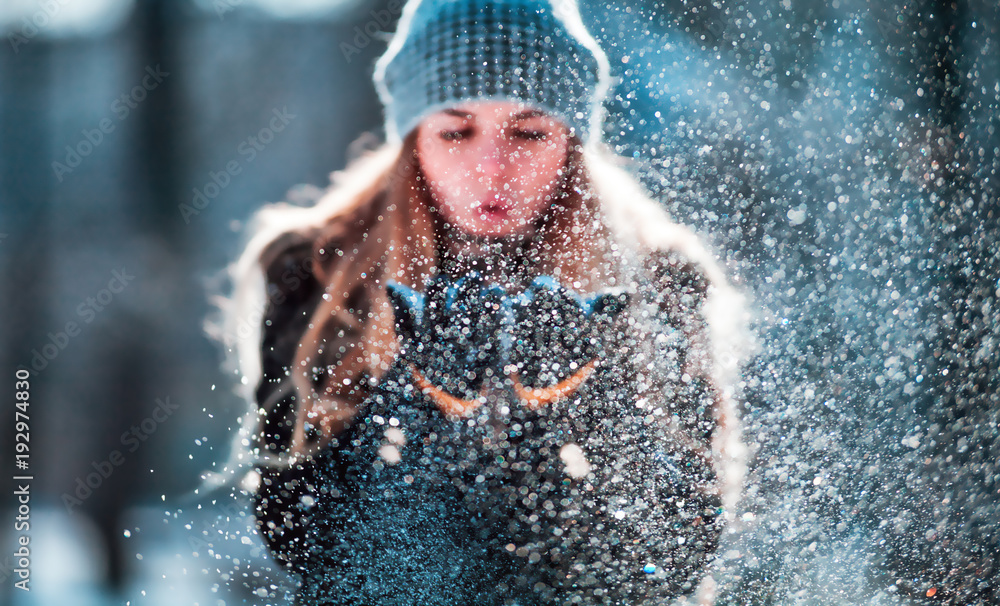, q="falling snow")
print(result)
[171,2,1000,605]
